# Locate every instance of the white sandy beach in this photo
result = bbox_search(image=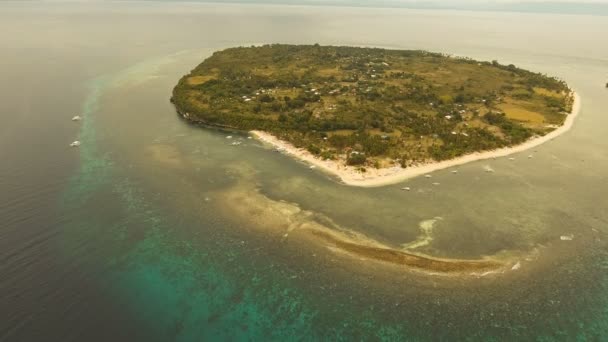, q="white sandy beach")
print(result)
[252,92,581,187]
